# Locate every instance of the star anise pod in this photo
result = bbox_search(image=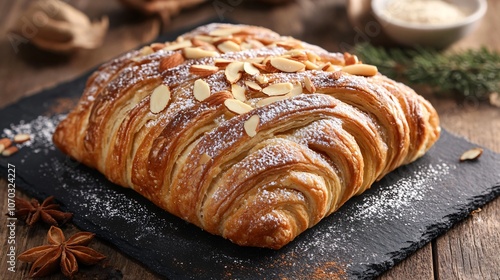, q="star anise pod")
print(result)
[18,226,106,278]
[13,196,73,226]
